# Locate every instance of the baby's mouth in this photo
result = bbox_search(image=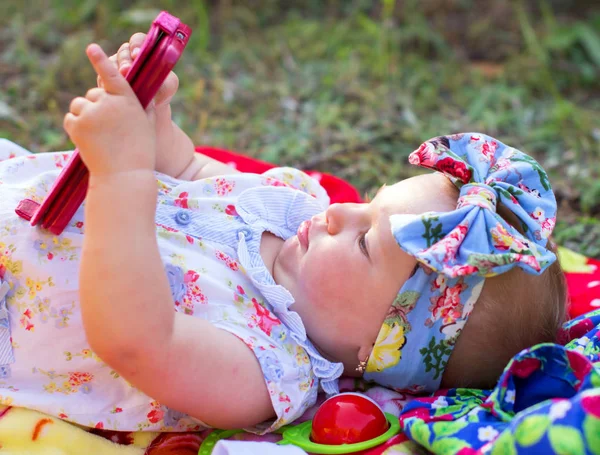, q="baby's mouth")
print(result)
[297,220,311,250]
